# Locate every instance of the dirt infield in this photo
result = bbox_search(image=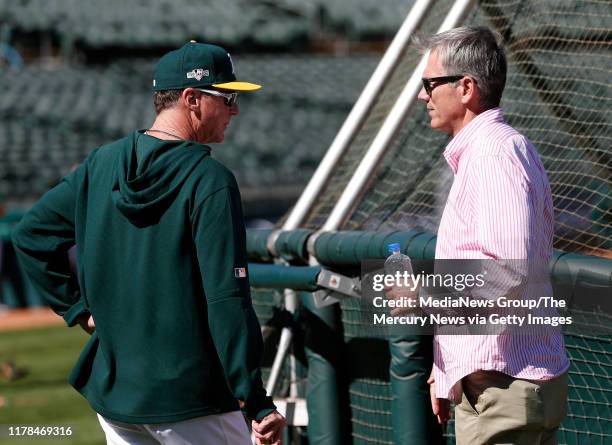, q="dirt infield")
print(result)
[0,307,65,332]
